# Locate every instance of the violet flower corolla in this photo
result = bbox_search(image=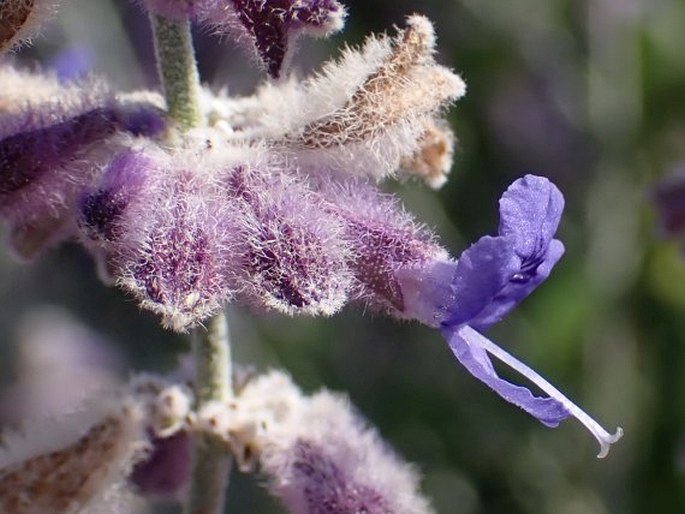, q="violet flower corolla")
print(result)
[396,175,623,457]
